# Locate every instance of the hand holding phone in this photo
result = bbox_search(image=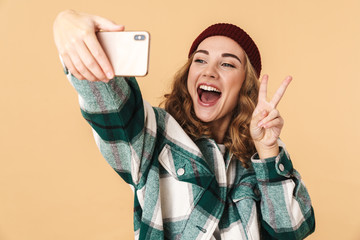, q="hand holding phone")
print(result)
[97,31,150,77]
[54,10,125,81]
